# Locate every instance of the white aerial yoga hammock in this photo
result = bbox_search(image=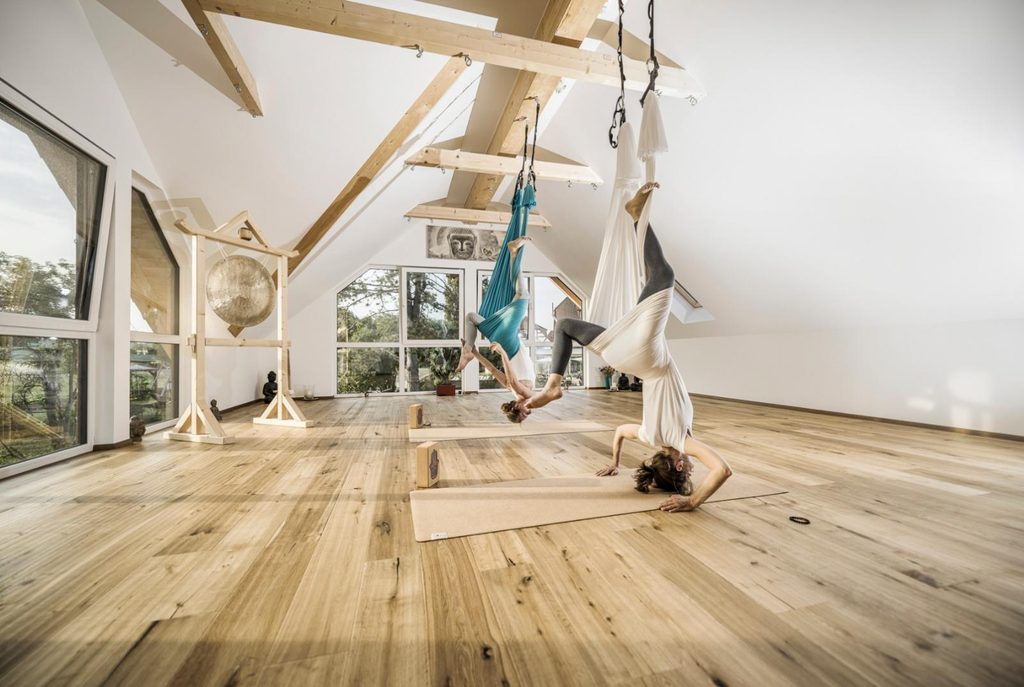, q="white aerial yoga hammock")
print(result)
[590,94,669,329]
